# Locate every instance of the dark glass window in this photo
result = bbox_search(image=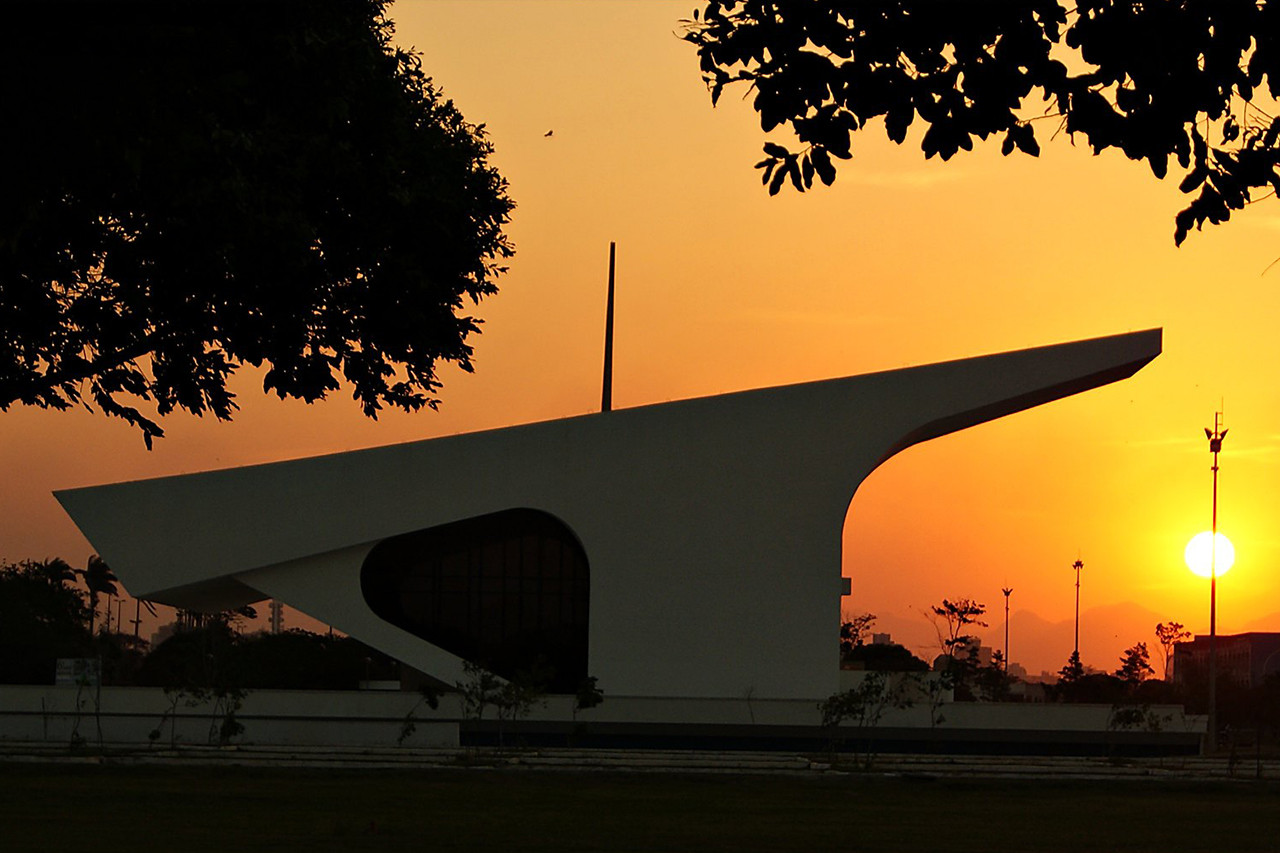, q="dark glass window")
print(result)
[360,508,589,692]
